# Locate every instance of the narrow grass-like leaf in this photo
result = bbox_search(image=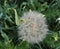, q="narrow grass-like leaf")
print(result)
[1,31,9,41]
[18,41,29,49]
[13,9,20,26]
